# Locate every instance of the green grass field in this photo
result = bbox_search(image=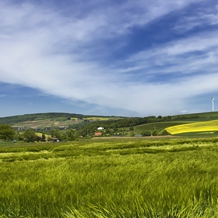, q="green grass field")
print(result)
[1,138,218,217]
[133,121,186,133]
